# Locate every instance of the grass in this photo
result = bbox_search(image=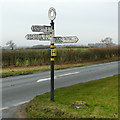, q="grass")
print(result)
[25,75,118,118]
[2,58,119,78]
[2,68,49,77]
[1,63,84,77]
